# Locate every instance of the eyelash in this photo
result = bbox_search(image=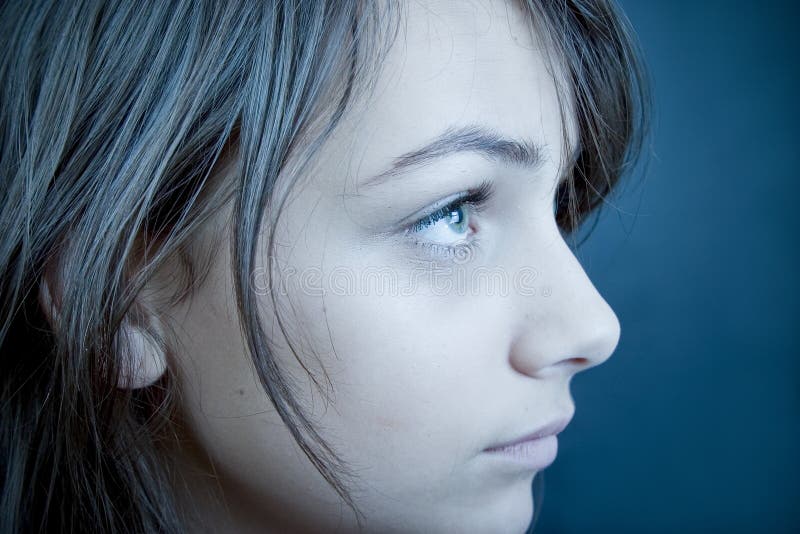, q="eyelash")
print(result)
[403,179,495,259]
